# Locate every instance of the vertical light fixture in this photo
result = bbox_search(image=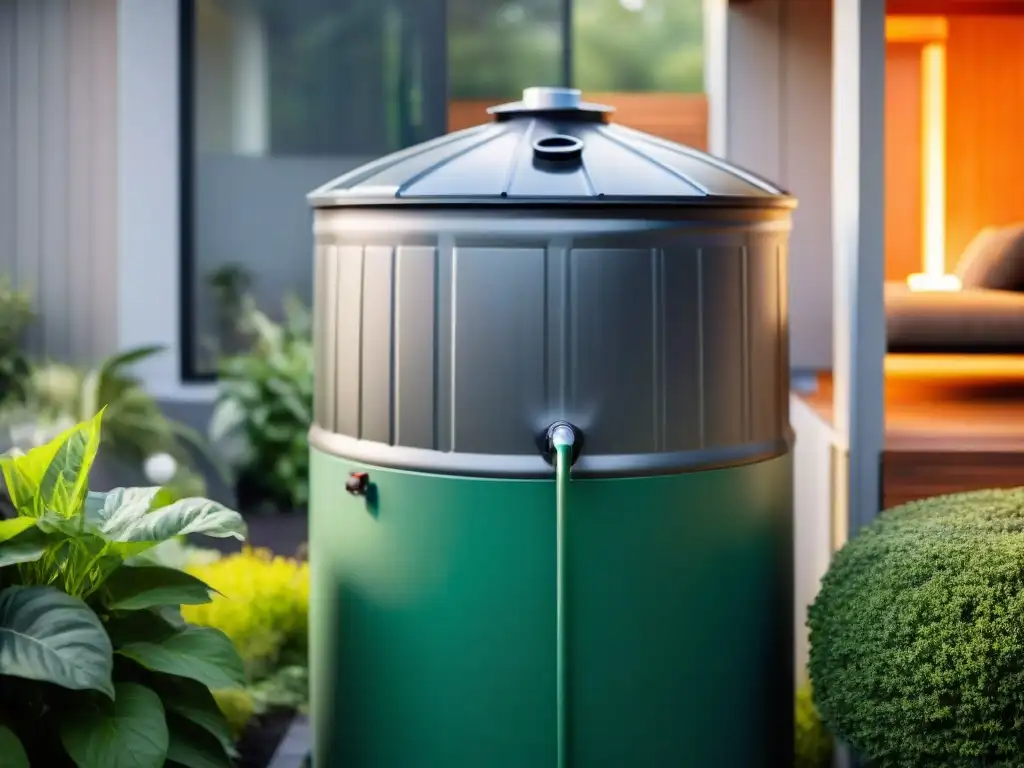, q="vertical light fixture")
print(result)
[907,35,960,291]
